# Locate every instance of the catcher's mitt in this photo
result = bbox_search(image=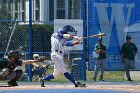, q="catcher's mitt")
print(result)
[38,56,45,62]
